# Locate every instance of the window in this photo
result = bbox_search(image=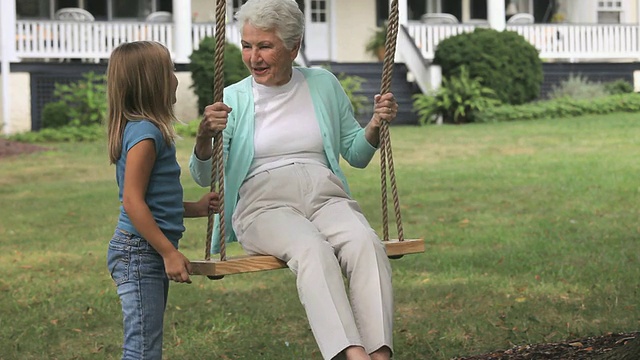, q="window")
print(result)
[597,0,623,24]
[311,0,327,23]
[17,0,51,19]
[16,0,172,21]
